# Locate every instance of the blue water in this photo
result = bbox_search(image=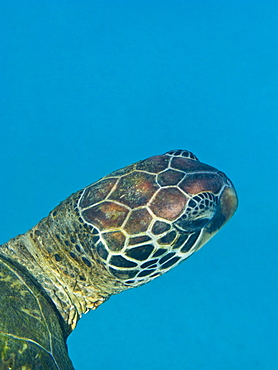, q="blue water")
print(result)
[0,1,277,369]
